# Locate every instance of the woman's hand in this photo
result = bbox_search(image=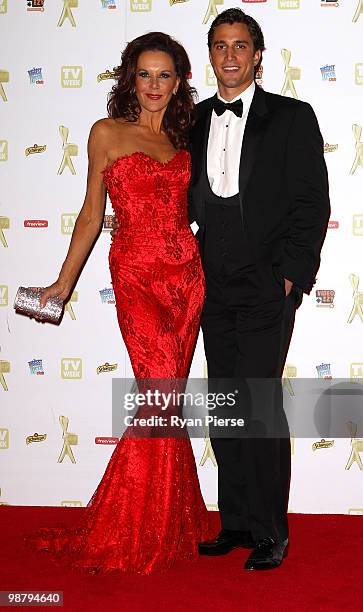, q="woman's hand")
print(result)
[30,280,71,309]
